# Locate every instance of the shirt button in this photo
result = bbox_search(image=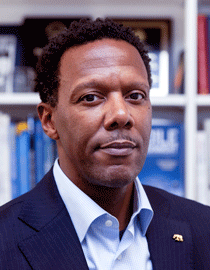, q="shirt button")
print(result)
[117,254,122,260]
[105,220,113,227]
